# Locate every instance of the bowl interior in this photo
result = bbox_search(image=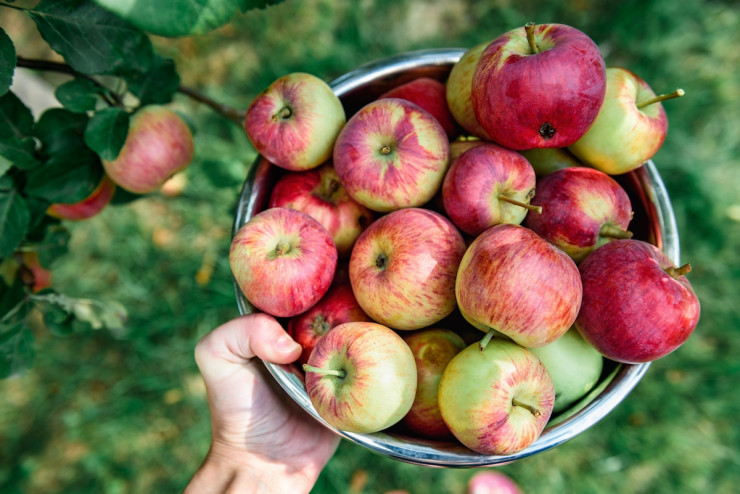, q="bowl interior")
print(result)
[232,48,680,467]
